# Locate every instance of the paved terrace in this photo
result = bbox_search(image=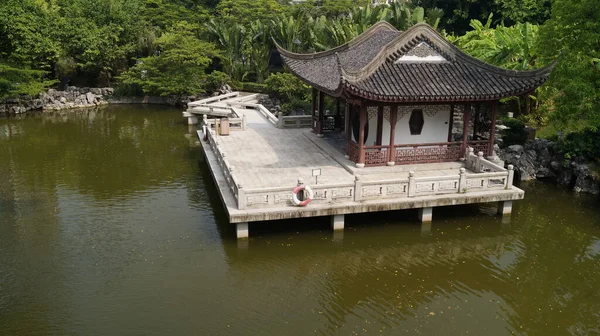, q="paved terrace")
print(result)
[213,105,470,188]
[192,93,522,238]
